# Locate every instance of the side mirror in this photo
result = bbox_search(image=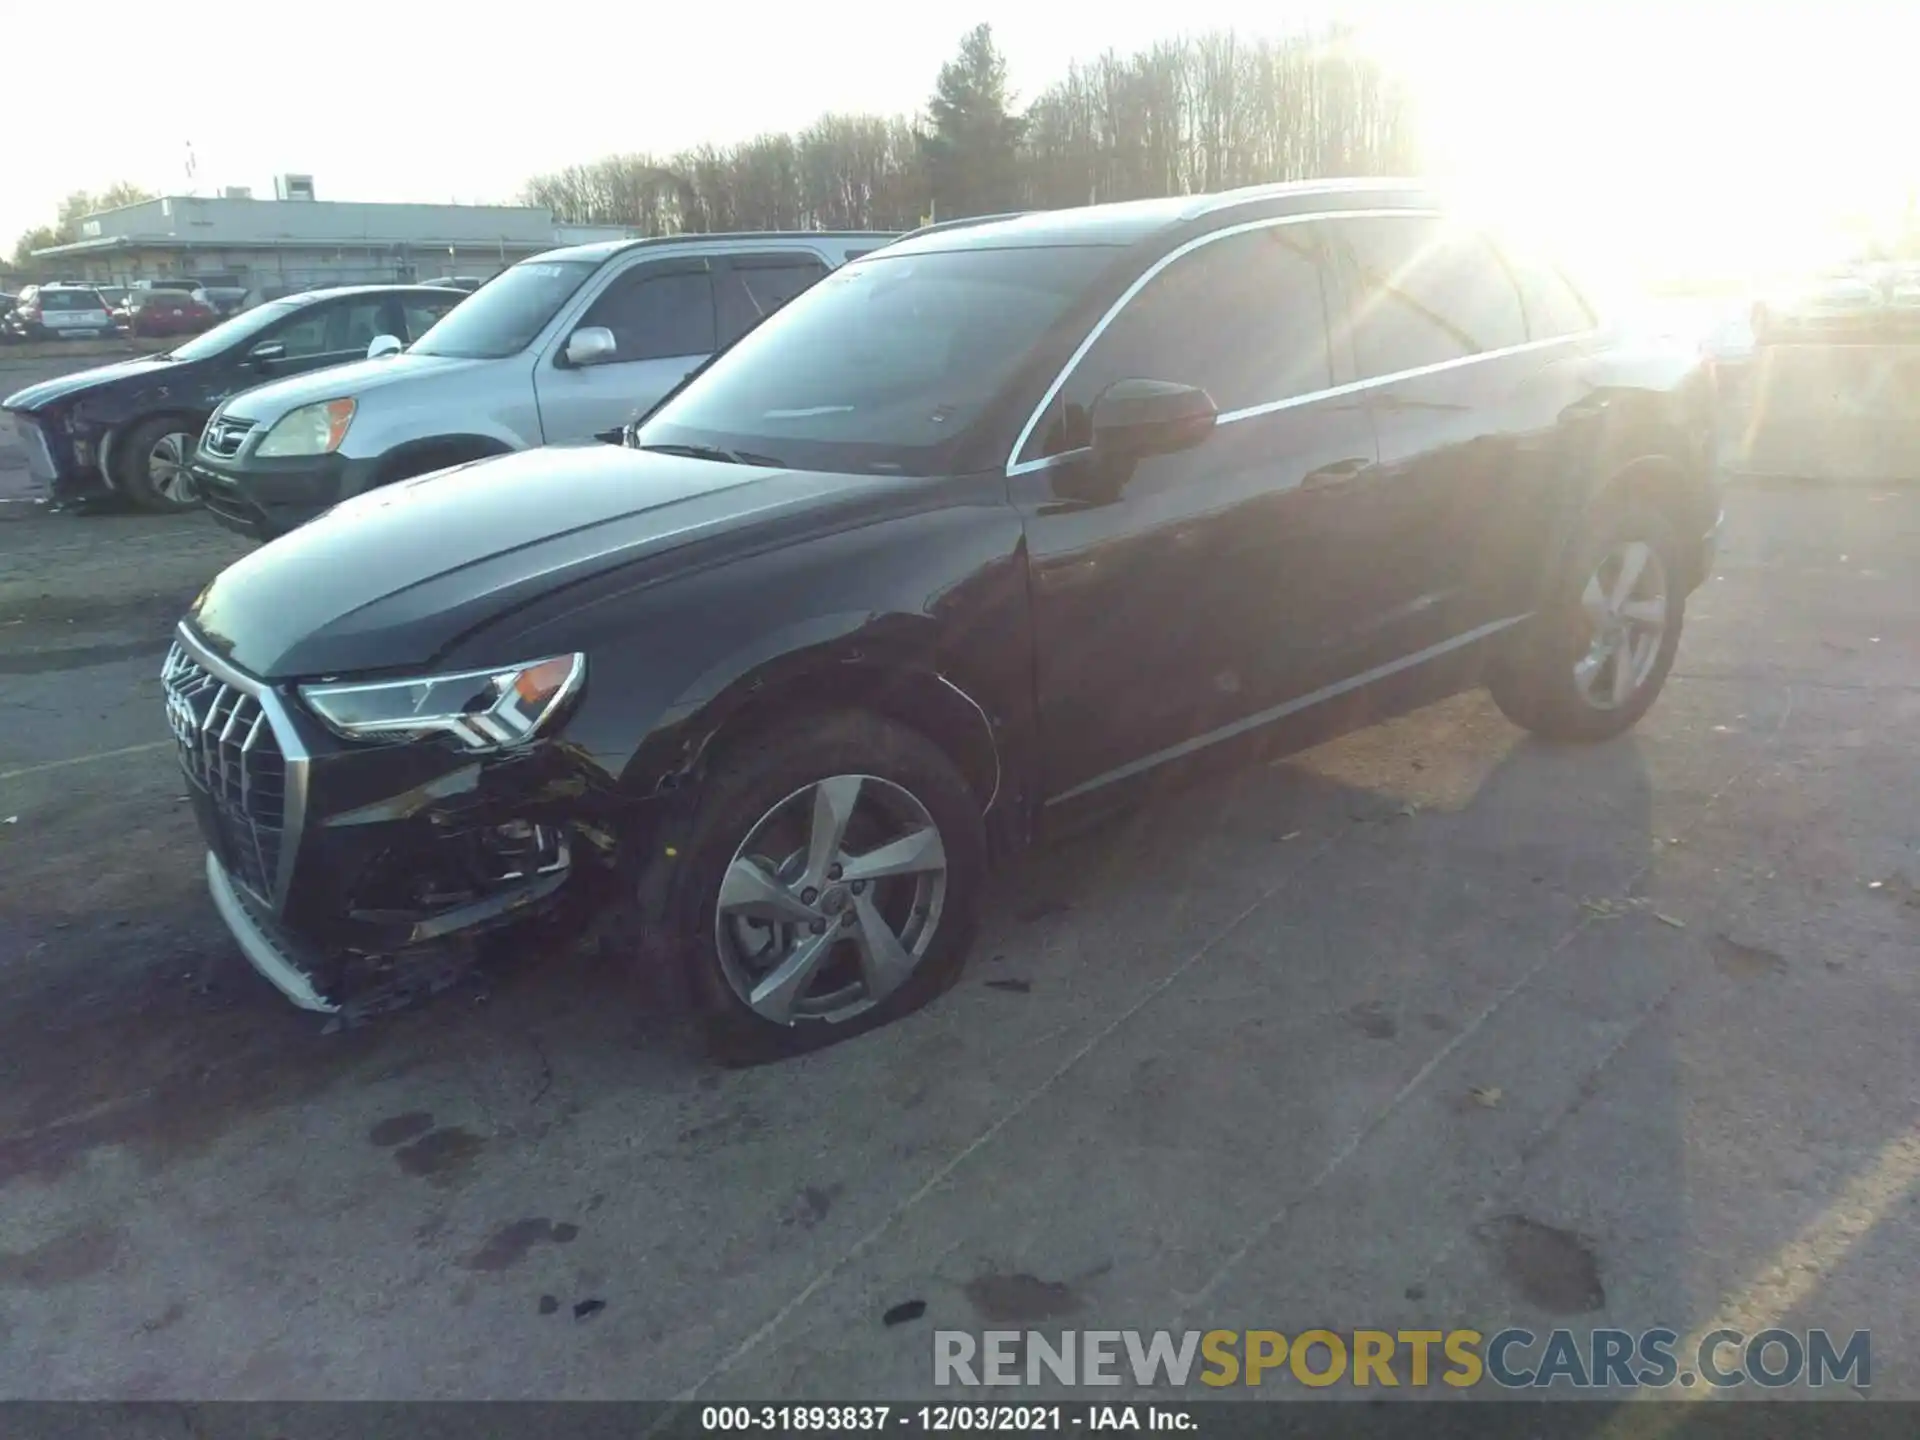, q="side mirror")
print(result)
[367,334,403,360]
[563,326,617,368]
[1089,378,1218,463]
[248,340,286,367]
